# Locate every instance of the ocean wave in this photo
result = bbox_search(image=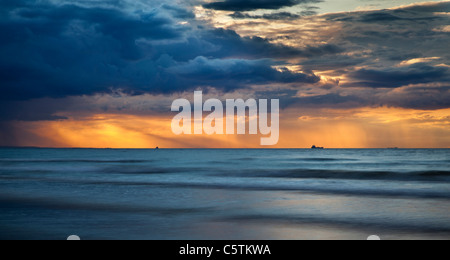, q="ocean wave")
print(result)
[287,158,358,162]
[0,159,152,163]
[233,157,257,161]
[219,214,450,233]
[213,169,450,181]
[0,194,214,215]
[98,166,210,174]
[4,176,449,200]
[418,171,450,177]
